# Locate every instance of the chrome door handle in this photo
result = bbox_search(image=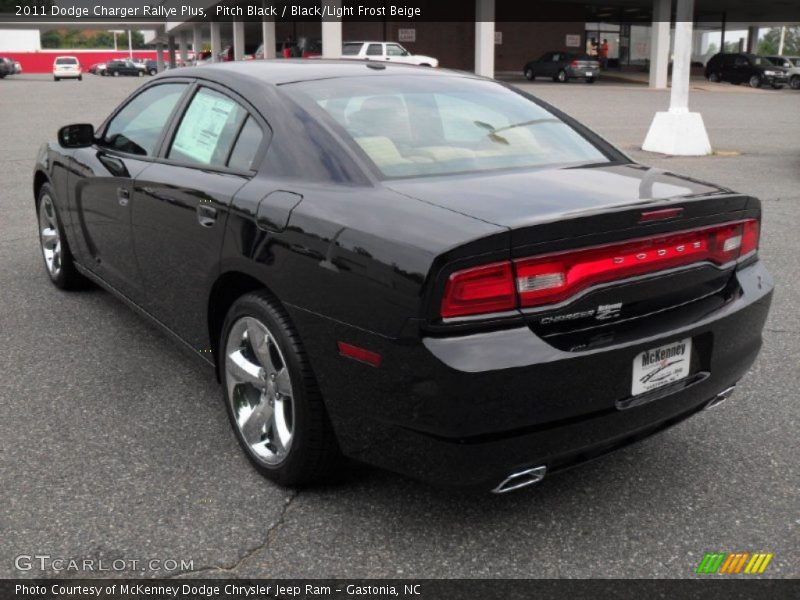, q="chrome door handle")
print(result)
[196,204,217,227]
